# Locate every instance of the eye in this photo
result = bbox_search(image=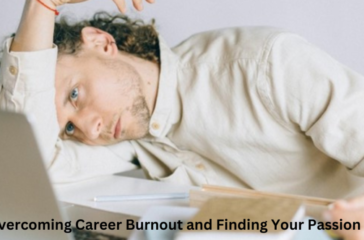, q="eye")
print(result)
[70,87,79,102]
[65,122,75,135]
